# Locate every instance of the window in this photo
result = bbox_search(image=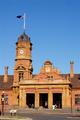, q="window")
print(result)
[4,94,8,105]
[75,94,80,105]
[19,72,24,81]
[47,75,53,79]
